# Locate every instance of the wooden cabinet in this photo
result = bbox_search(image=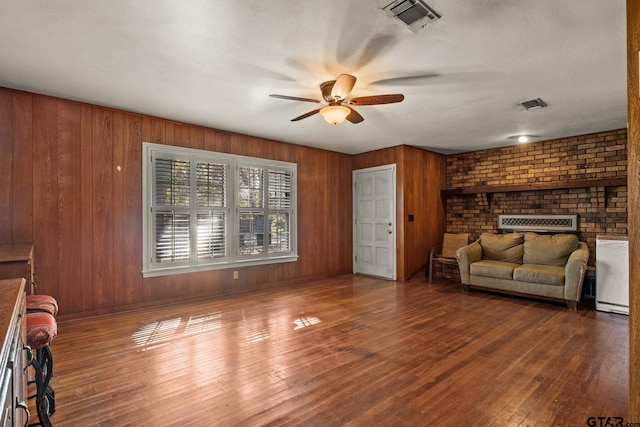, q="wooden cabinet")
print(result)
[0,245,34,295]
[0,279,29,426]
